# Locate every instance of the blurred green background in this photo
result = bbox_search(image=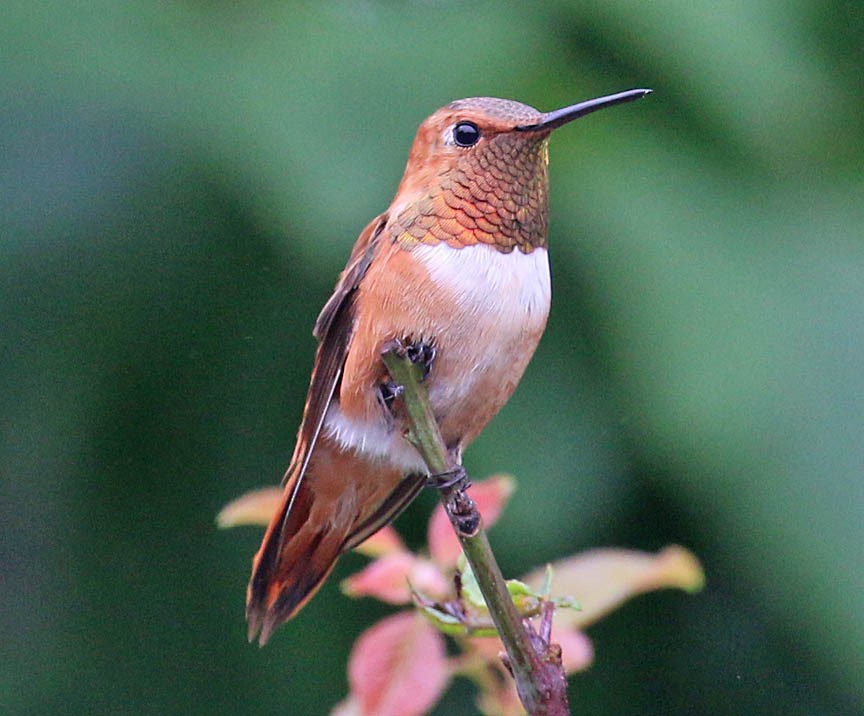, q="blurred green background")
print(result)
[2,1,862,714]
